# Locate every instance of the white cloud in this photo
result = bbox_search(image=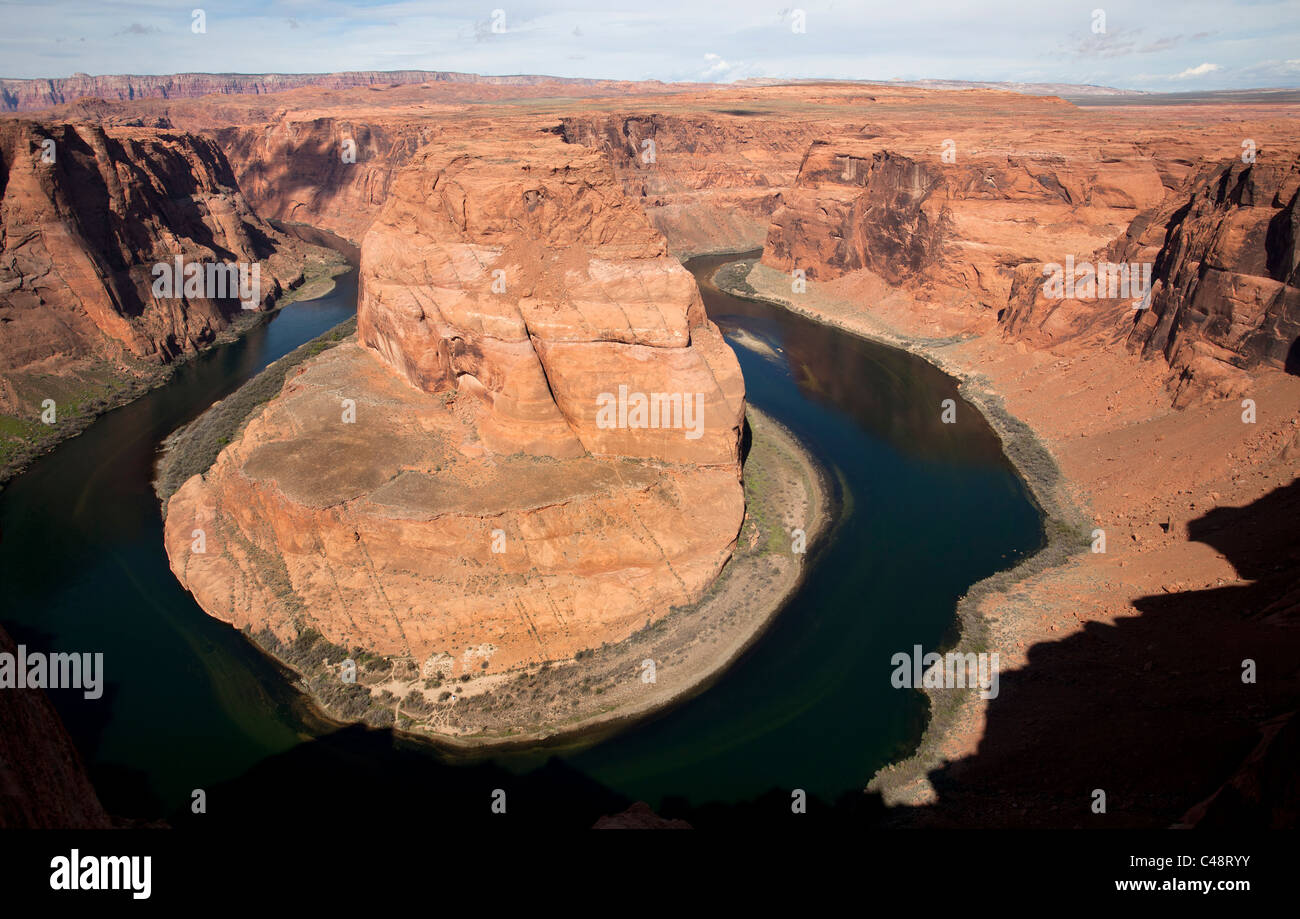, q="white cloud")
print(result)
[702,52,738,80]
[1172,62,1220,79]
[0,1,1296,91]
